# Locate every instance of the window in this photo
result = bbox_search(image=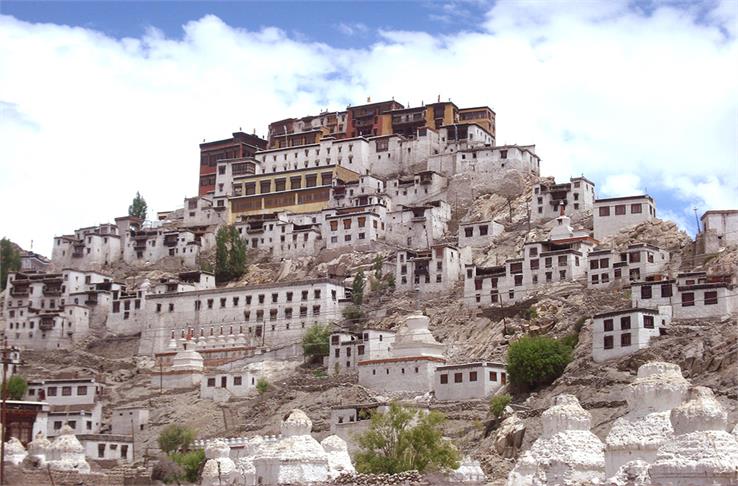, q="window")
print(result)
[599,206,610,217]
[62,386,72,396]
[234,376,242,386]
[489,371,497,381]
[620,316,631,330]
[631,203,642,214]
[643,315,654,328]
[469,371,478,382]
[705,291,718,305]
[603,319,613,332]
[614,204,626,215]
[454,372,463,383]
[48,386,57,396]
[220,298,226,308]
[207,378,216,387]
[77,386,87,395]
[641,285,652,299]
[98,443,106,458]
[590,259,599,270]
[621,333,632,347]
[54,421,62,430]
[604,335,614,350]
[682,292,695,307]
[464,227,474,238]
[629,252,641,263]
[121,445,129,459]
